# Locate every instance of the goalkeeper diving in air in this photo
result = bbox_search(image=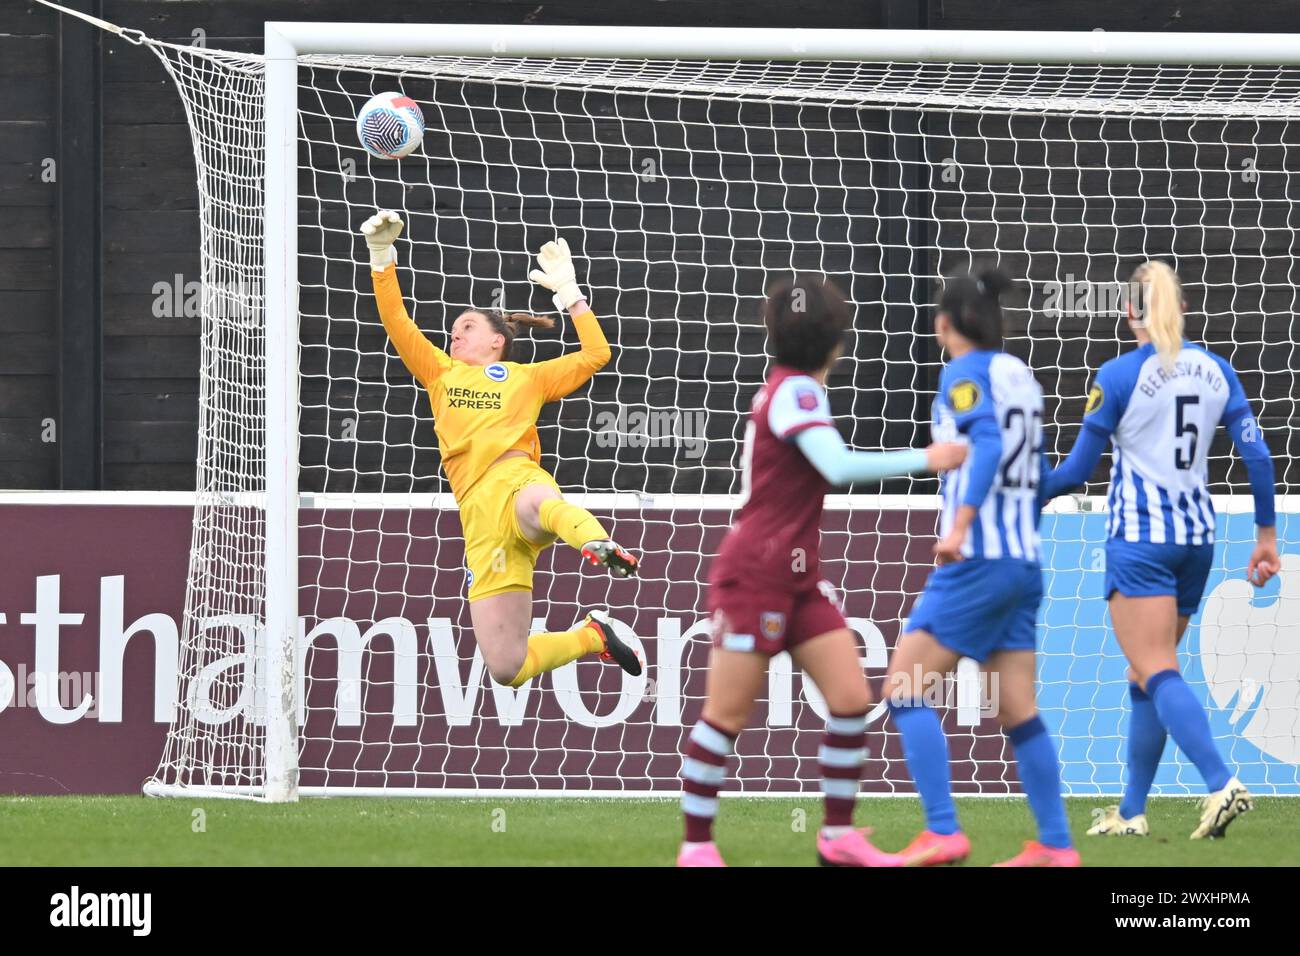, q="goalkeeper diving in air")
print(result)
[360,210,642,688]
